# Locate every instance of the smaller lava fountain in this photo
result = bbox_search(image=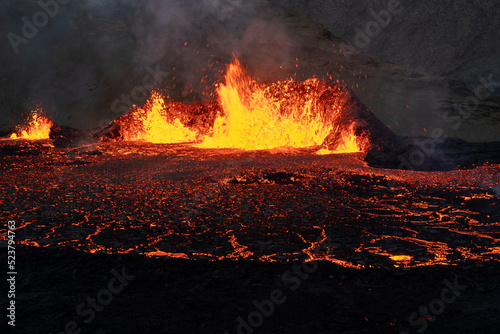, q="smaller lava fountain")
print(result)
[10,107,54,140]
[118,91,199,144]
